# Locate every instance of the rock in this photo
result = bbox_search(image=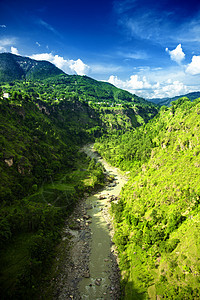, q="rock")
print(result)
[108,182,116,187]
[95,279,102,286]
[99,195,106,199]
[83,215,91,220]
[86,205,93,210]
[4,157,14,167]
[83,272,90,278]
